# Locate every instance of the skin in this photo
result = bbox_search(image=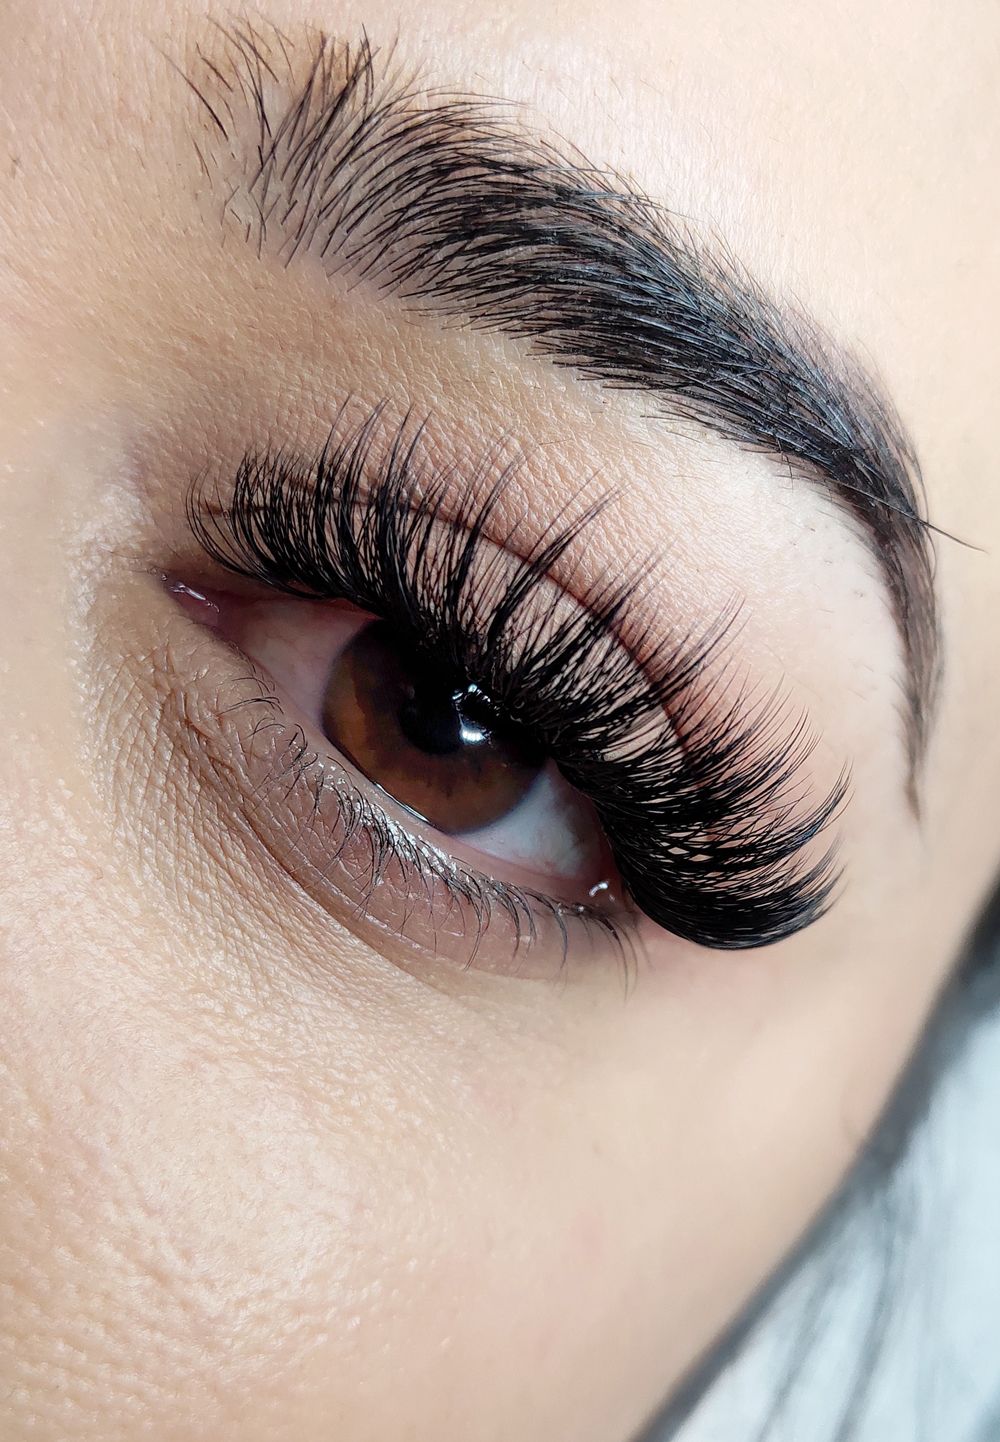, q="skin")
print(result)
[0,1,998,1439]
